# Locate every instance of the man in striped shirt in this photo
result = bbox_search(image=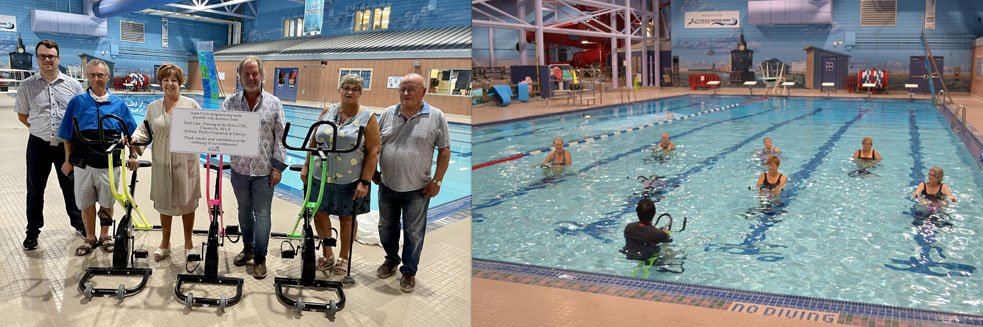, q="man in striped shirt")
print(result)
[374,73,451,293]
[15,40,85,250]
